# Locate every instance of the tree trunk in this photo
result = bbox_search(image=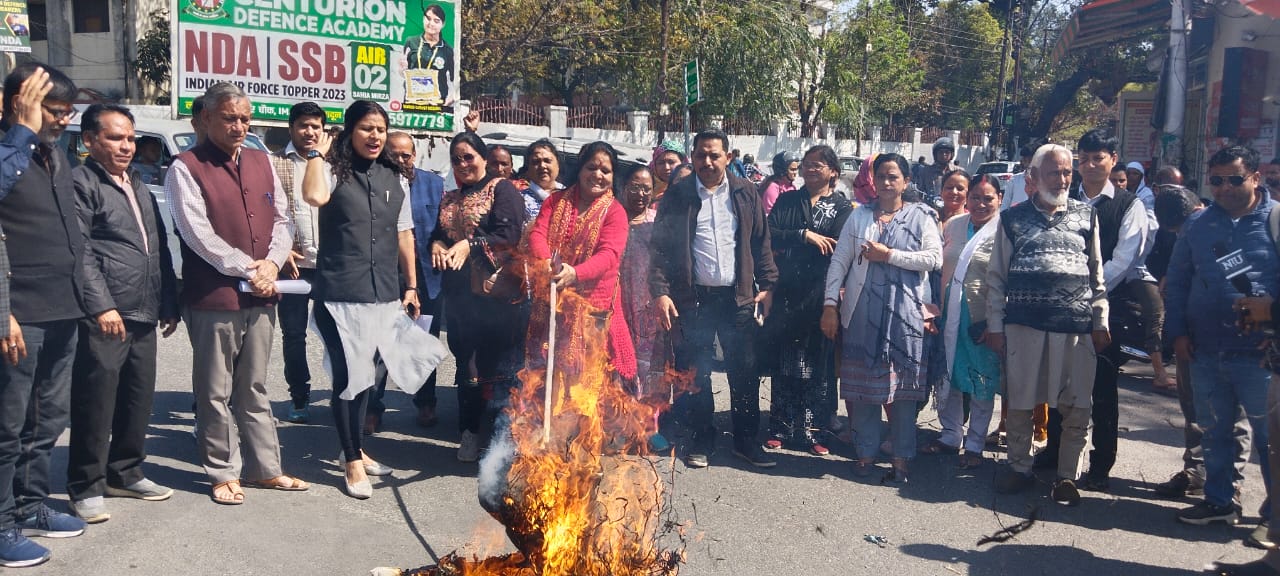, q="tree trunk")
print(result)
[1028,67,1090,139]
